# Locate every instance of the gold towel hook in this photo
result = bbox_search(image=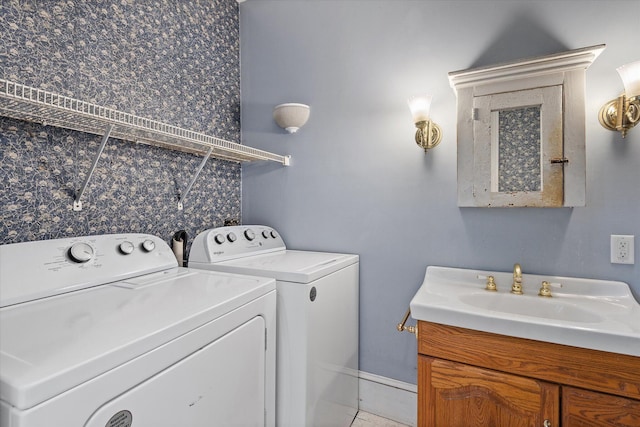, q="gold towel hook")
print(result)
[396,308,418,338]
